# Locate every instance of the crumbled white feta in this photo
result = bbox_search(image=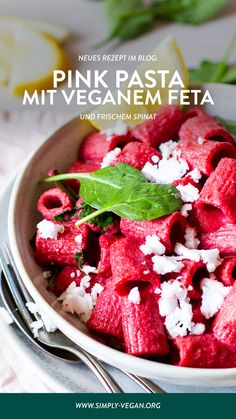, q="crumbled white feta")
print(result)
[200,278,231,319]
[101,147,121,168]
[184,226,200,249]
[198,137,205,145]
[70,272,76,278]
[188,168,202,183]
[180,203,193,217]
[80,275,91,289]
[191,323,205,335]
[158,280,204,338]
[159,280,188,316]
[37,219,65,240]
[140,235,166,256]
[102,121,128,142]
[58,277,103,324]
[151,155,160,164]
[175,243,201,262]
[43,270,52,280]
[142,157,189,184]
[91,283,104,305]
[175,244,222,273]
[58,282,93,323]
[128,287,141,304]
[176,183,199,203]
[143,270,150,275]
[200,249,222,273]
[152,255,184,275]
[30,320,44,338]
[75,234,82,244]
[83,265,97,275]
[154,287,161,295]
[159,140,177,159]
[26,302,57,336]
[0,307,13,324]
